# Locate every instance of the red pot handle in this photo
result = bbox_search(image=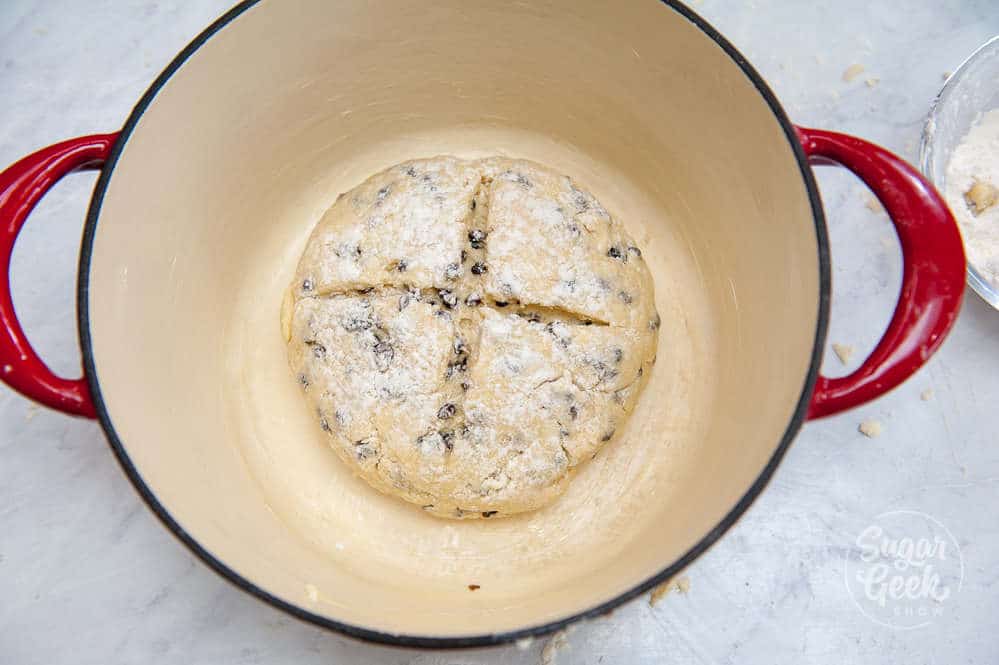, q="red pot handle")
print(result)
[0,134,119,418]
[796,127,965,419]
